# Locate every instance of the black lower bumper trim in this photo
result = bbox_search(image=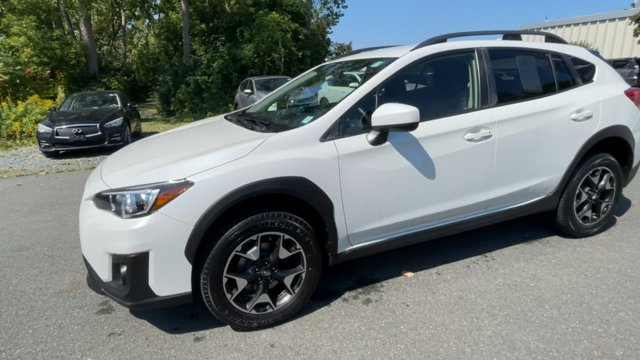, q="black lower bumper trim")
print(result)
[84,254,192,310]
